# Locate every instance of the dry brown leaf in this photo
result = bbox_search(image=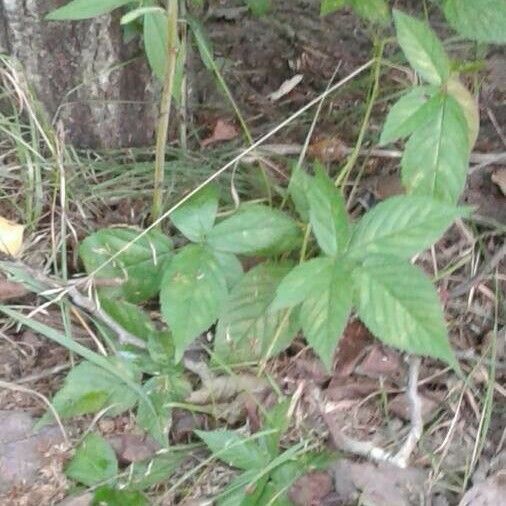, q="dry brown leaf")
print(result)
[357,344,402,379]
[0,276,28,301]
[186,374,268,404]
[491,168,506,196]
[308,137,348,163]
[107,433,159,464]
[388,393,439,422]
[334,320,373,377]
[363,173,405,200]
[201,119,239,147]
[288,471,333,506]
[0,216,24,257]
[268,74,303,101]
